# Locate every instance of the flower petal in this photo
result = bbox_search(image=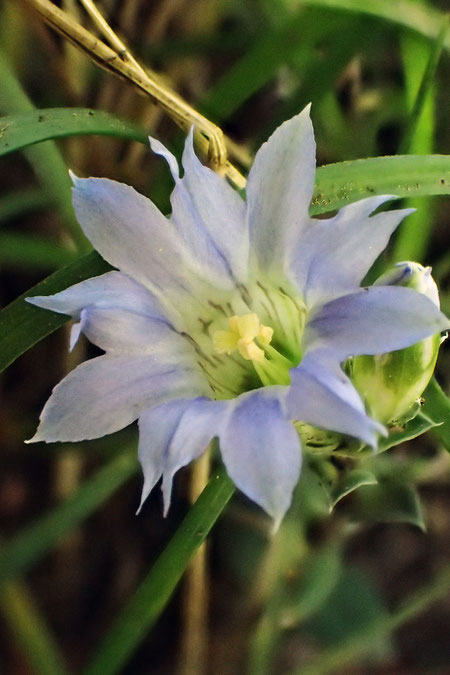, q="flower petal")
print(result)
[289,197,414,304]
[150,135,237,288]
[28,355,210,443]
[304,286,450,360]
[137,397,227,514]
[77,307,188,356]
[219,389,301,529]
[27,271,166,321]
[70,174,199,303]
[137,399,191,513]
[151,130,249,284]
[286,352,384,446]
[246,105,315,274]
